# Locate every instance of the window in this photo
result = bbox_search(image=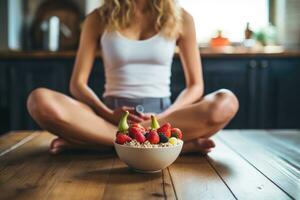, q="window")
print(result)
[179,0,269,44]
